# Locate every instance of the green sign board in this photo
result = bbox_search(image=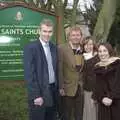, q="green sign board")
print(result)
[0,3,57,80]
